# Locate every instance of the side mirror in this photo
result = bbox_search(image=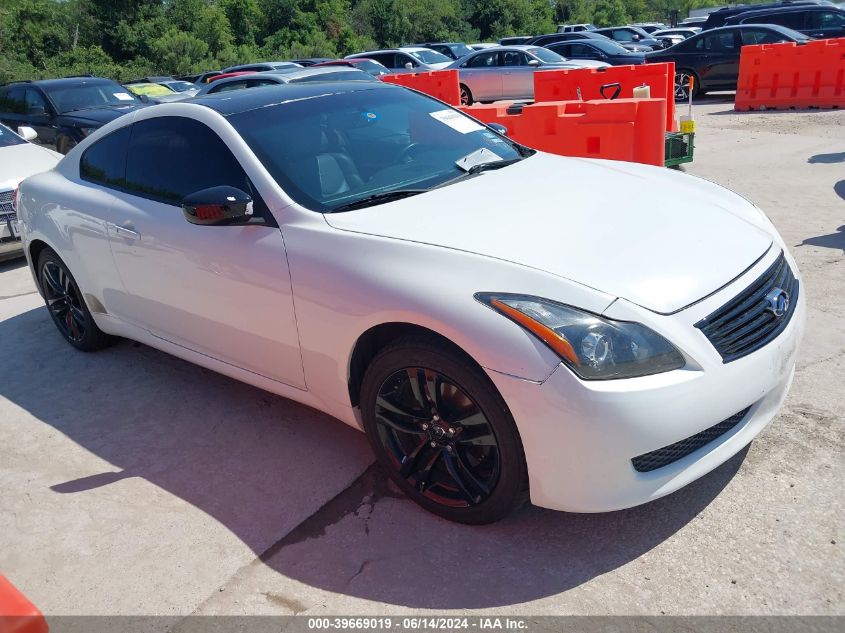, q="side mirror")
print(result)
[528,59,540,66]
[404,62,414,70]
[632,34,641,41]
[182,186,253,226]
[487,123,509,136]
[17,126,38,142]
